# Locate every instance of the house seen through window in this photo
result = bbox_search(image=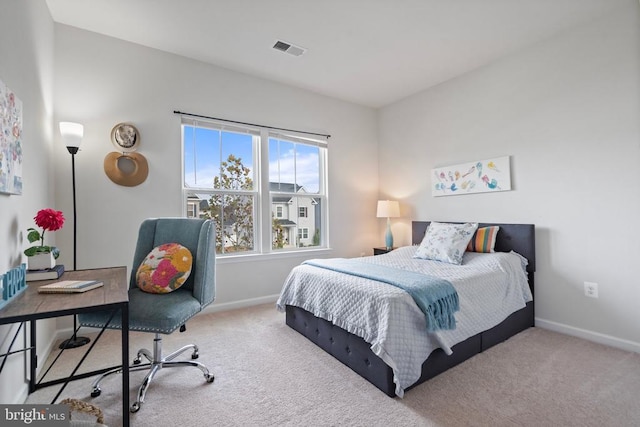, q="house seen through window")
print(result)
[182,118,327,255]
